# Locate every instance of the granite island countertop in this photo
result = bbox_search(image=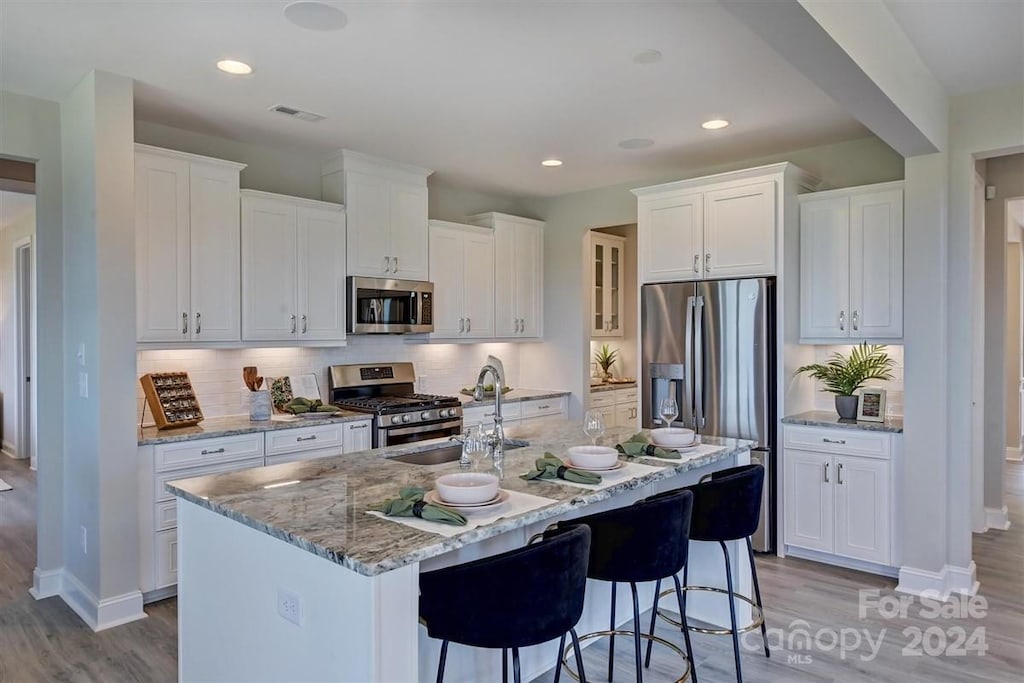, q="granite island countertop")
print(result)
[138,412,371,446]
[457,388,571,407]
[167,418,752,577]
[782,410,904,434]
